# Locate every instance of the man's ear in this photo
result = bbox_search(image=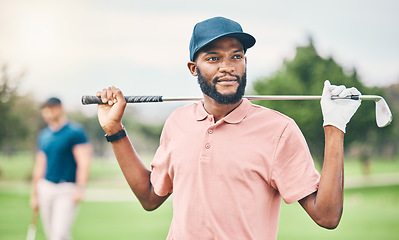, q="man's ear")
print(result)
[187,61,198,76]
